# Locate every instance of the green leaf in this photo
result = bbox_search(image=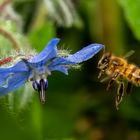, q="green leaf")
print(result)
[118,0,140,40]
[28,21,56,52]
